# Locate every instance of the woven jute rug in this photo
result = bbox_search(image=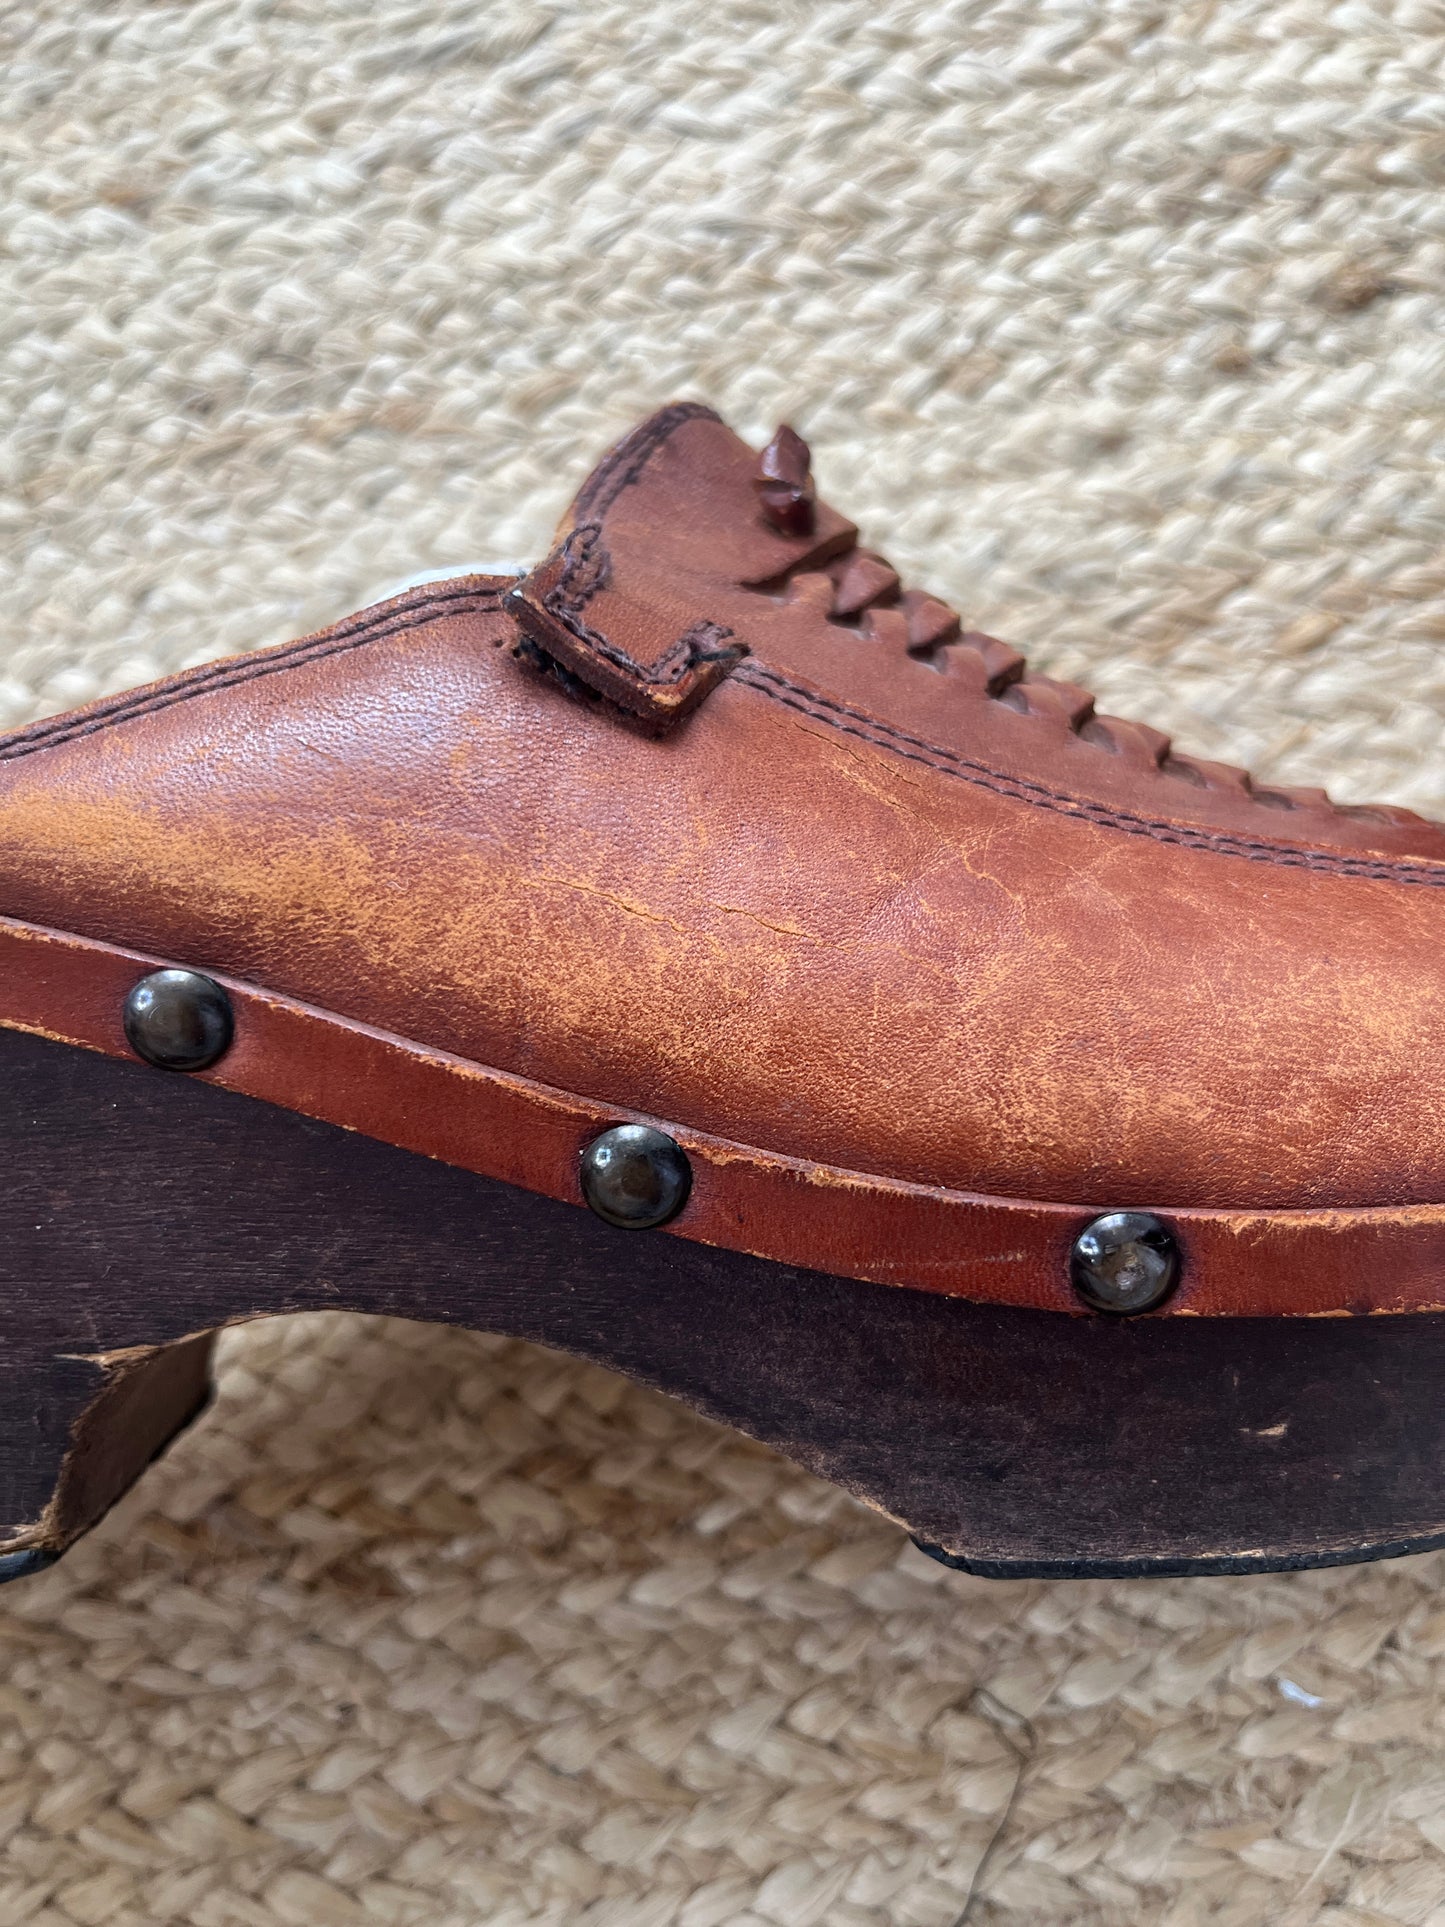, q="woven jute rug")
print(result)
[6,4,1445,1922]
